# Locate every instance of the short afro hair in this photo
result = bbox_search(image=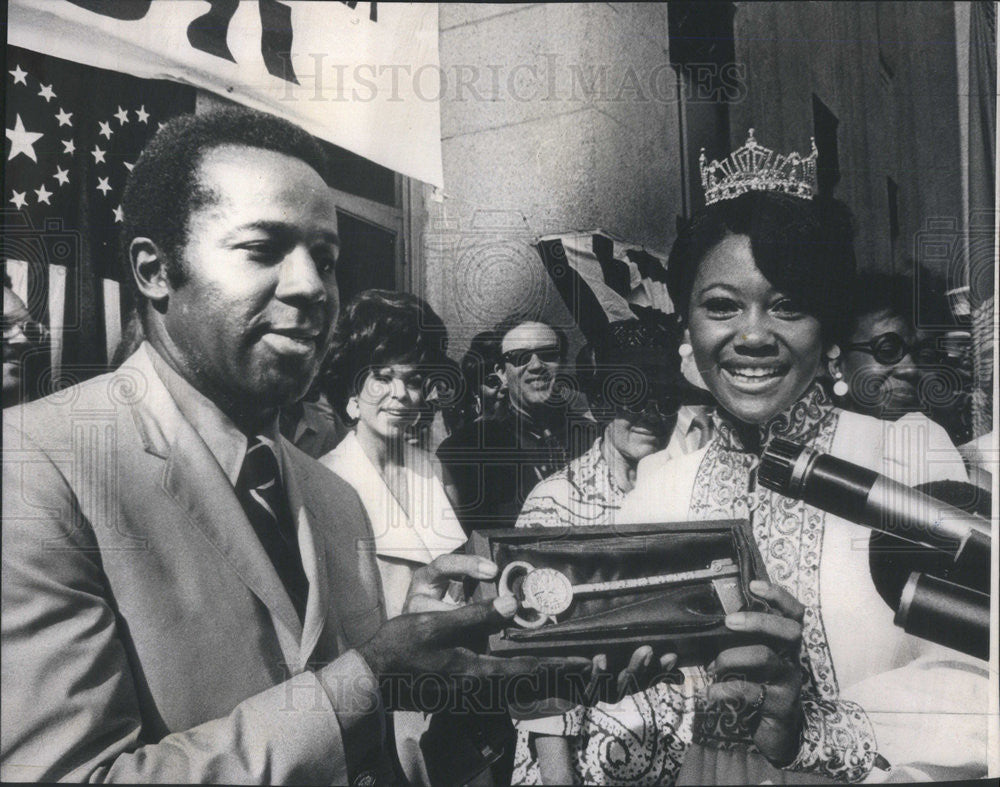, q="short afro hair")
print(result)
[321,289,450,422]
[120,106,328,314]
[667,192,856,338]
